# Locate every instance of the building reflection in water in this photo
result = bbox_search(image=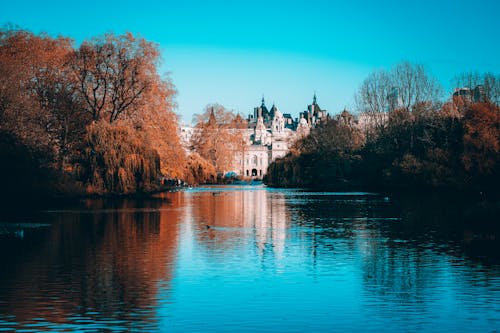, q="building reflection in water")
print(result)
[1,189,499,332]
[185,187,288,263]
